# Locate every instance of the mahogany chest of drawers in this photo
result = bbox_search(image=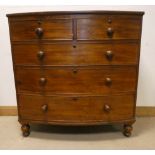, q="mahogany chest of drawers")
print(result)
[7,11,144,137]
